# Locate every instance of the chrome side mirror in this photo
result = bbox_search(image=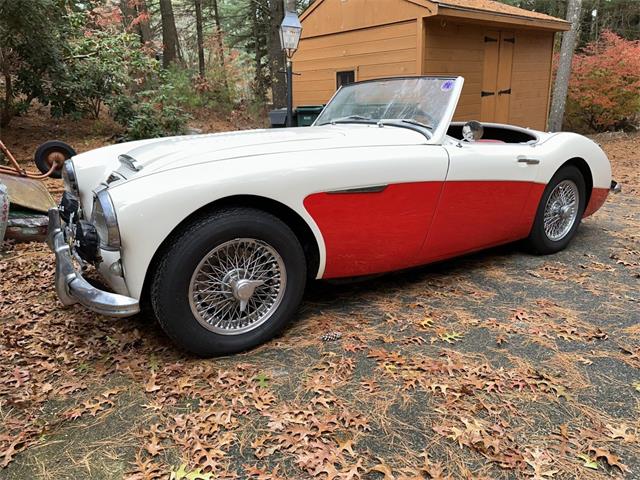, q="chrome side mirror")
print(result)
[462,121,484,142]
